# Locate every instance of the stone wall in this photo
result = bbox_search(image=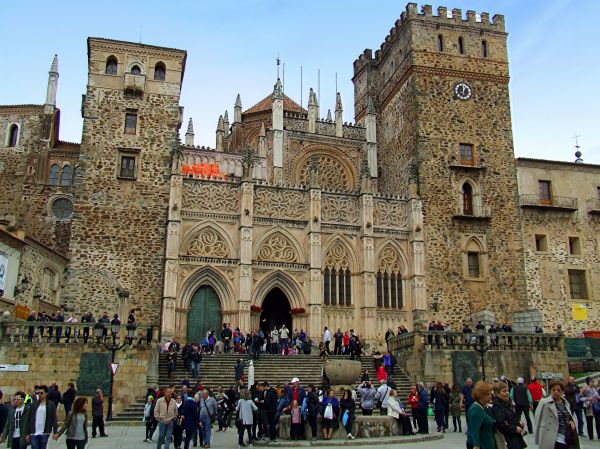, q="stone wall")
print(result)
[0,342,155,419]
